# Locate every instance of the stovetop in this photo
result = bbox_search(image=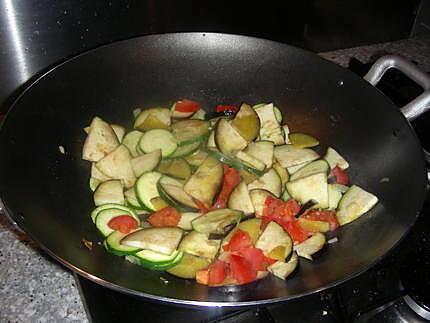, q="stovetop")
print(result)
[75,58,430,323]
